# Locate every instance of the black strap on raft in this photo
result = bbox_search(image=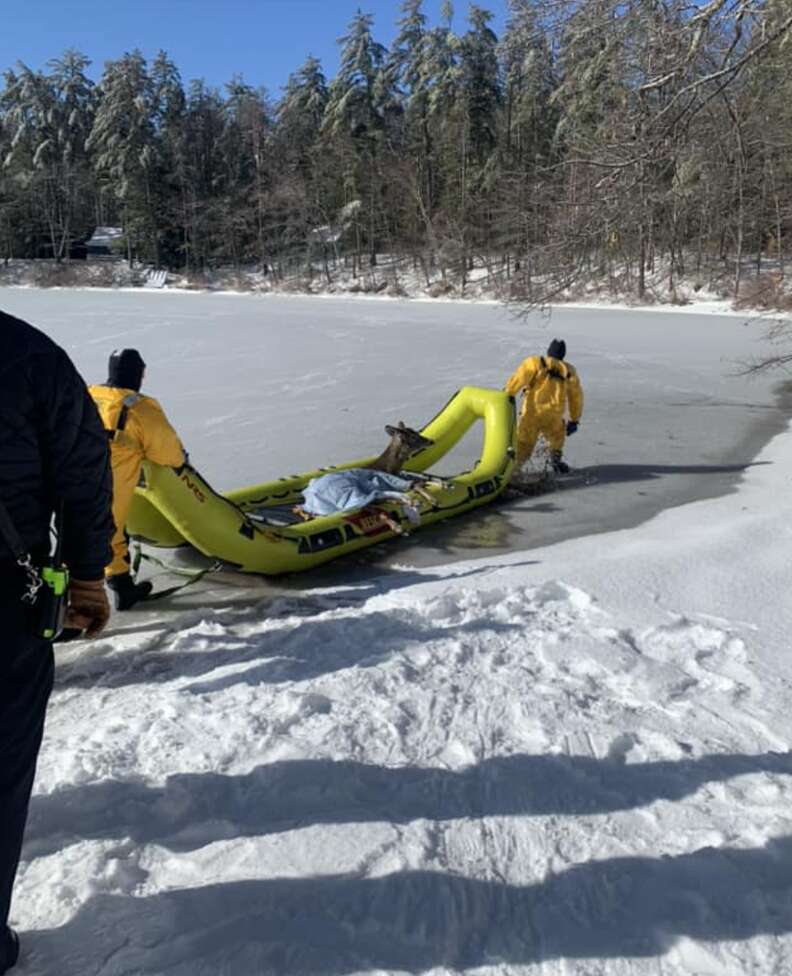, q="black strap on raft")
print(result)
[130,543,222,601]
